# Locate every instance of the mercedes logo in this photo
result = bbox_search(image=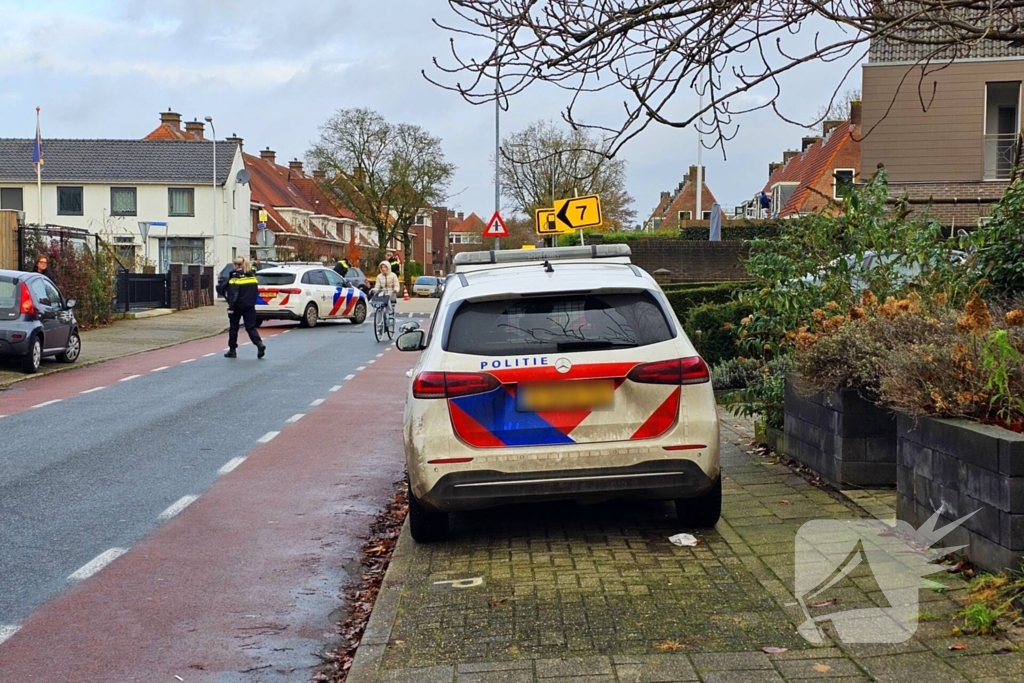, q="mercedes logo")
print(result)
[554,358,572,374]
